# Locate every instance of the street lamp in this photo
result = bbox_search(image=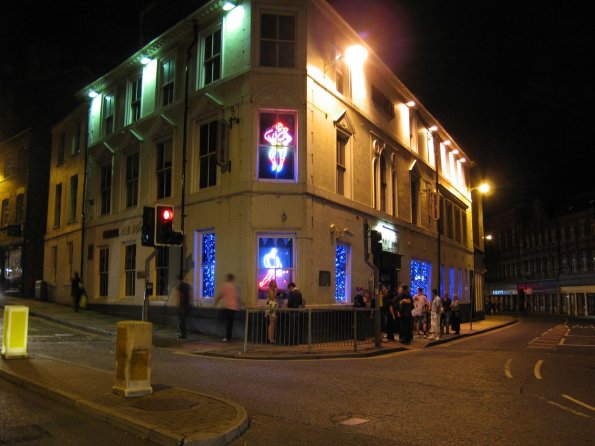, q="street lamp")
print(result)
[469,181,492,332]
